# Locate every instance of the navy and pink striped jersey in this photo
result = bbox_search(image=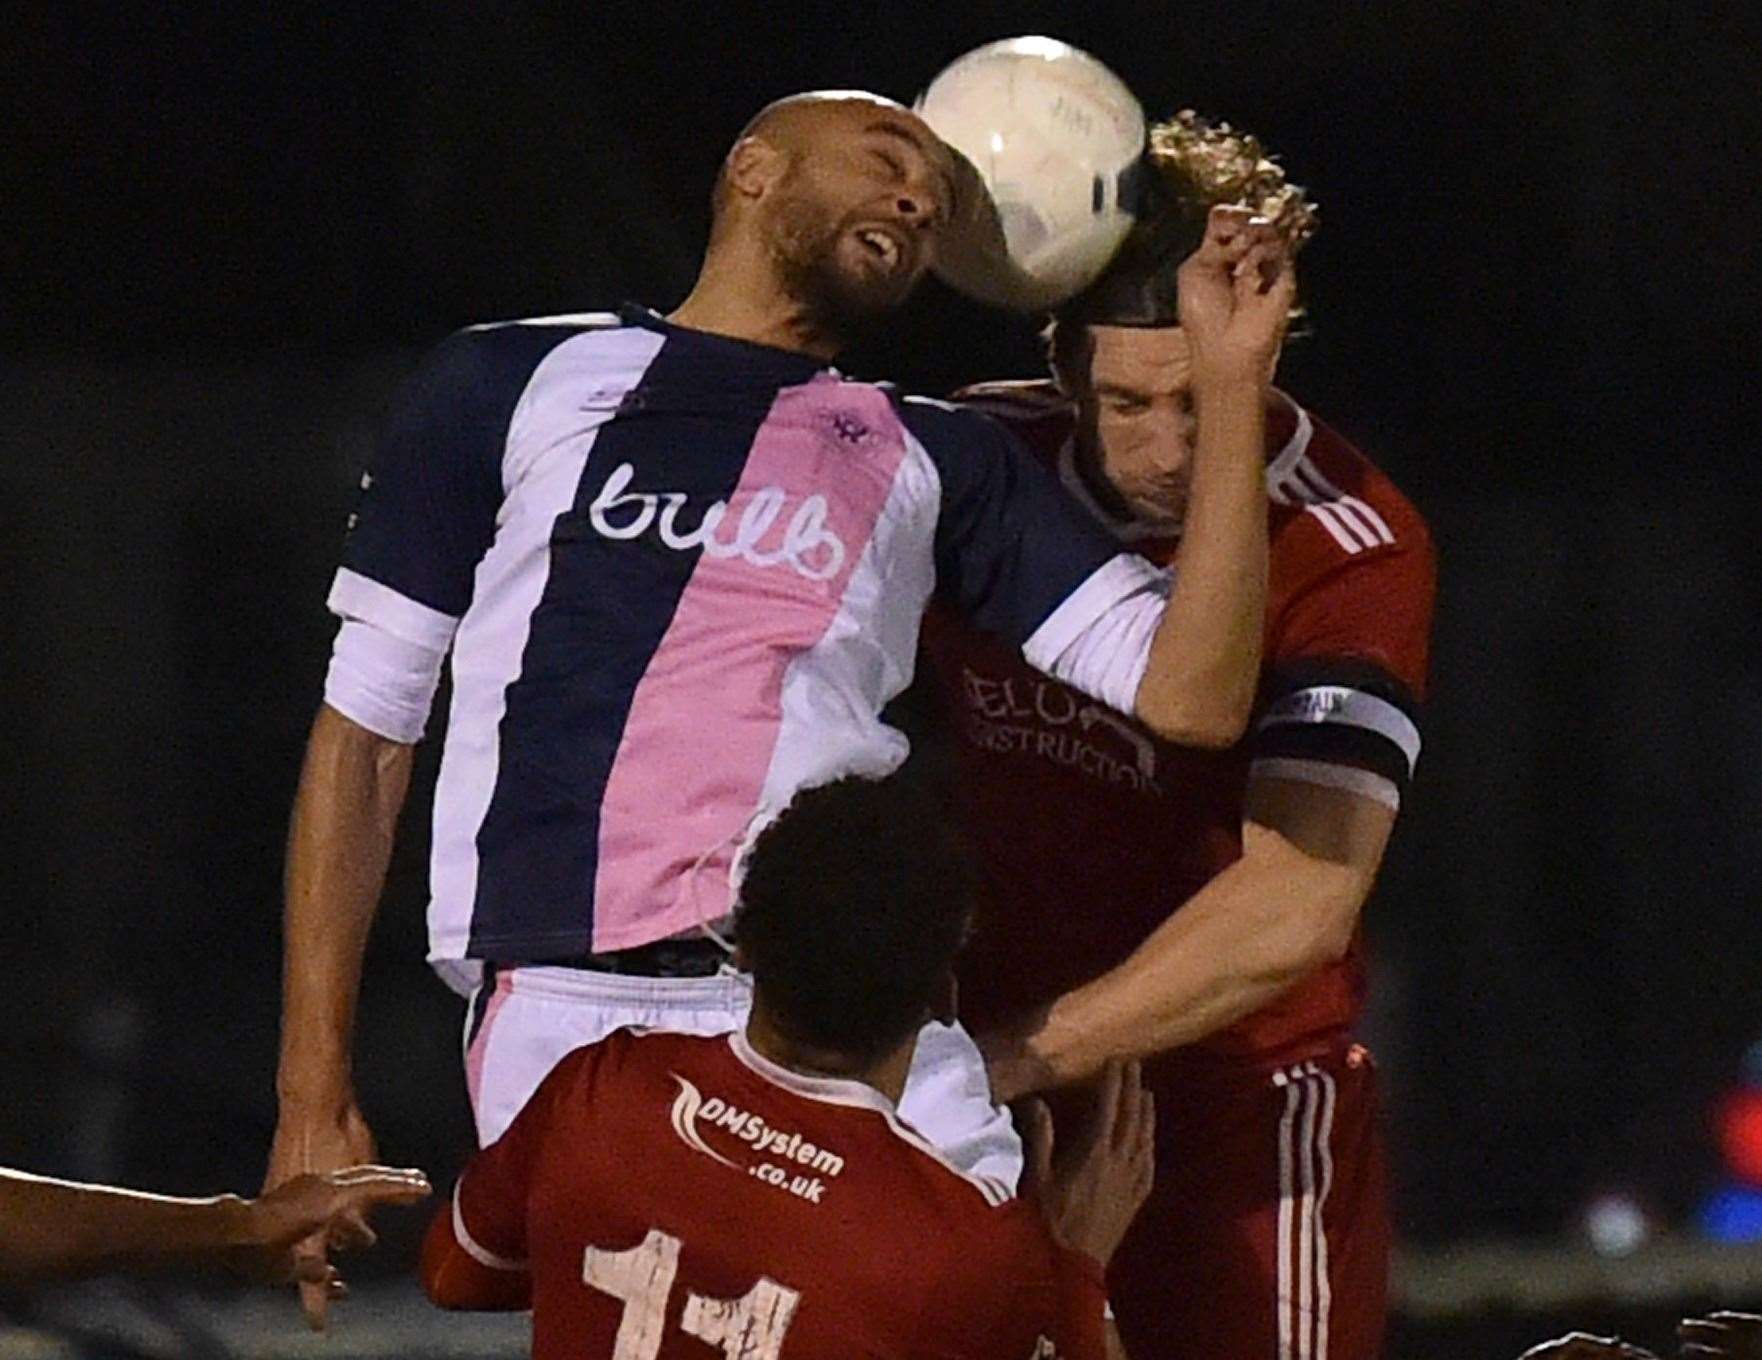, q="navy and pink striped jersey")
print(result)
[324,308,1166,978]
